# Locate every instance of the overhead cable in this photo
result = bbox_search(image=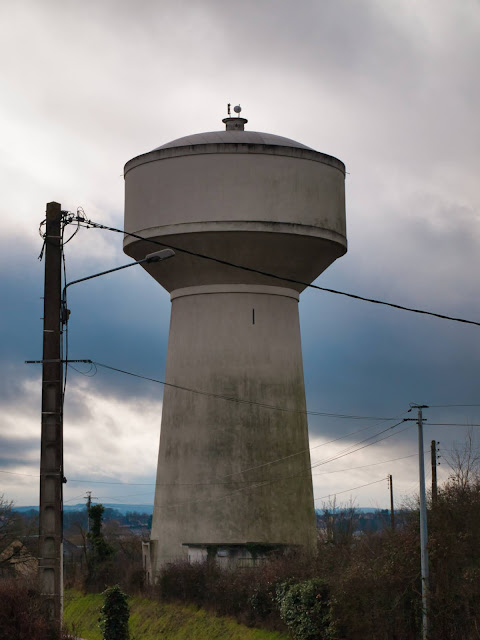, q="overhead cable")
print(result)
[61,452,421,486]
[314,478,385,502]
[427,423,480,427]
[66,213,480,327]
[87,361,397,420]
[427,404,480,408]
